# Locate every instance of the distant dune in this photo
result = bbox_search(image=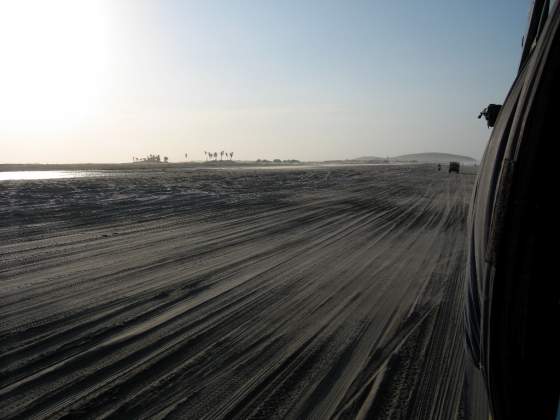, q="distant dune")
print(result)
[392,152,477,164]
[353,156,385,161]
[351,152,477,164]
